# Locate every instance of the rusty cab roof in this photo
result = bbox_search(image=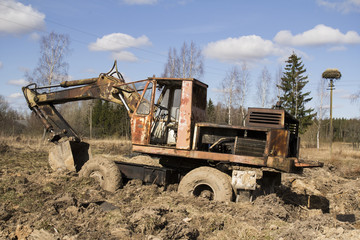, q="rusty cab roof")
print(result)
[147,77,208,89]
